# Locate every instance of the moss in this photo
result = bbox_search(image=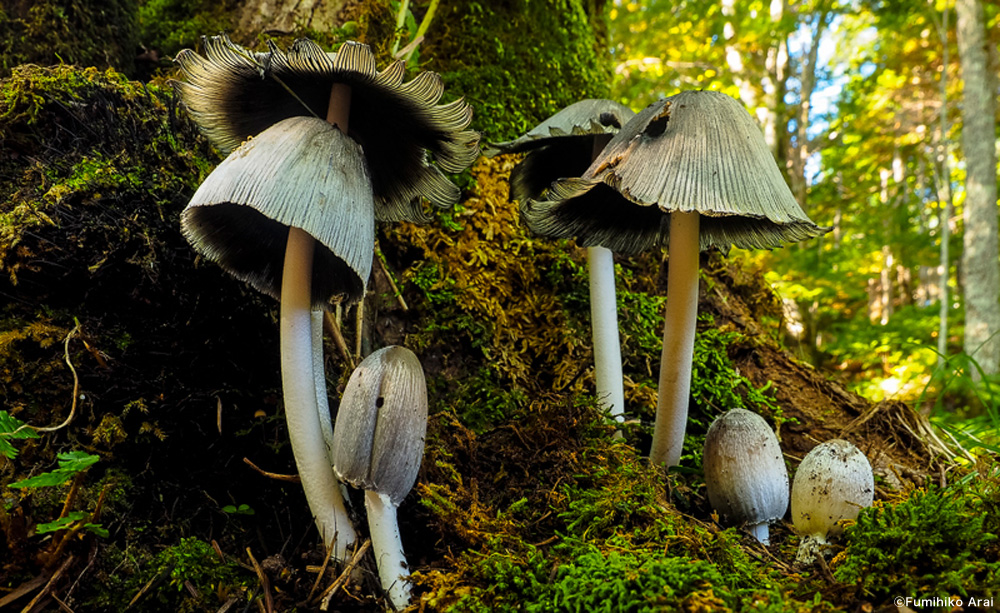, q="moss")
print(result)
[423,0,613,142]
[136,0,236,61]
[833,467,1000,601]
[0,0,139,78]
